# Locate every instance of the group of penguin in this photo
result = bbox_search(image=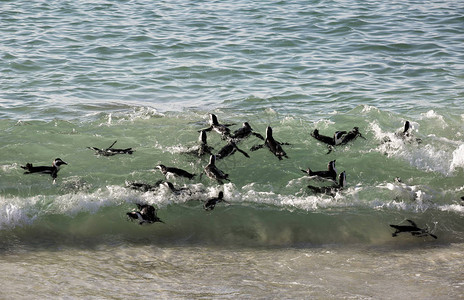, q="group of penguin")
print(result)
[20,114,438,239]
